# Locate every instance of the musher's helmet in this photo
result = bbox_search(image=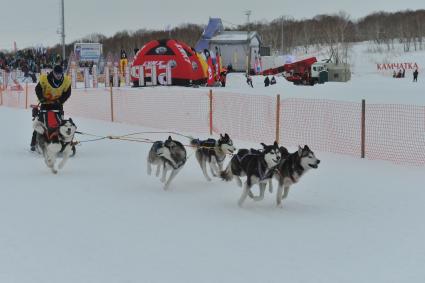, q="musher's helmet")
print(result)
[52,65,64,81]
